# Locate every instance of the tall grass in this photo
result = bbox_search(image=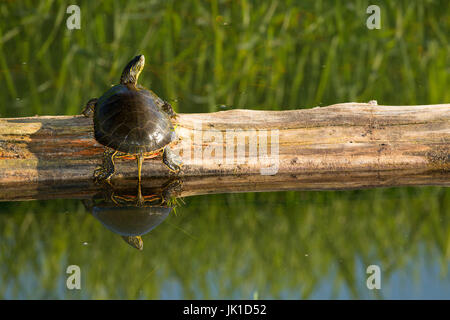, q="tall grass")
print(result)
[0,0,448,118]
